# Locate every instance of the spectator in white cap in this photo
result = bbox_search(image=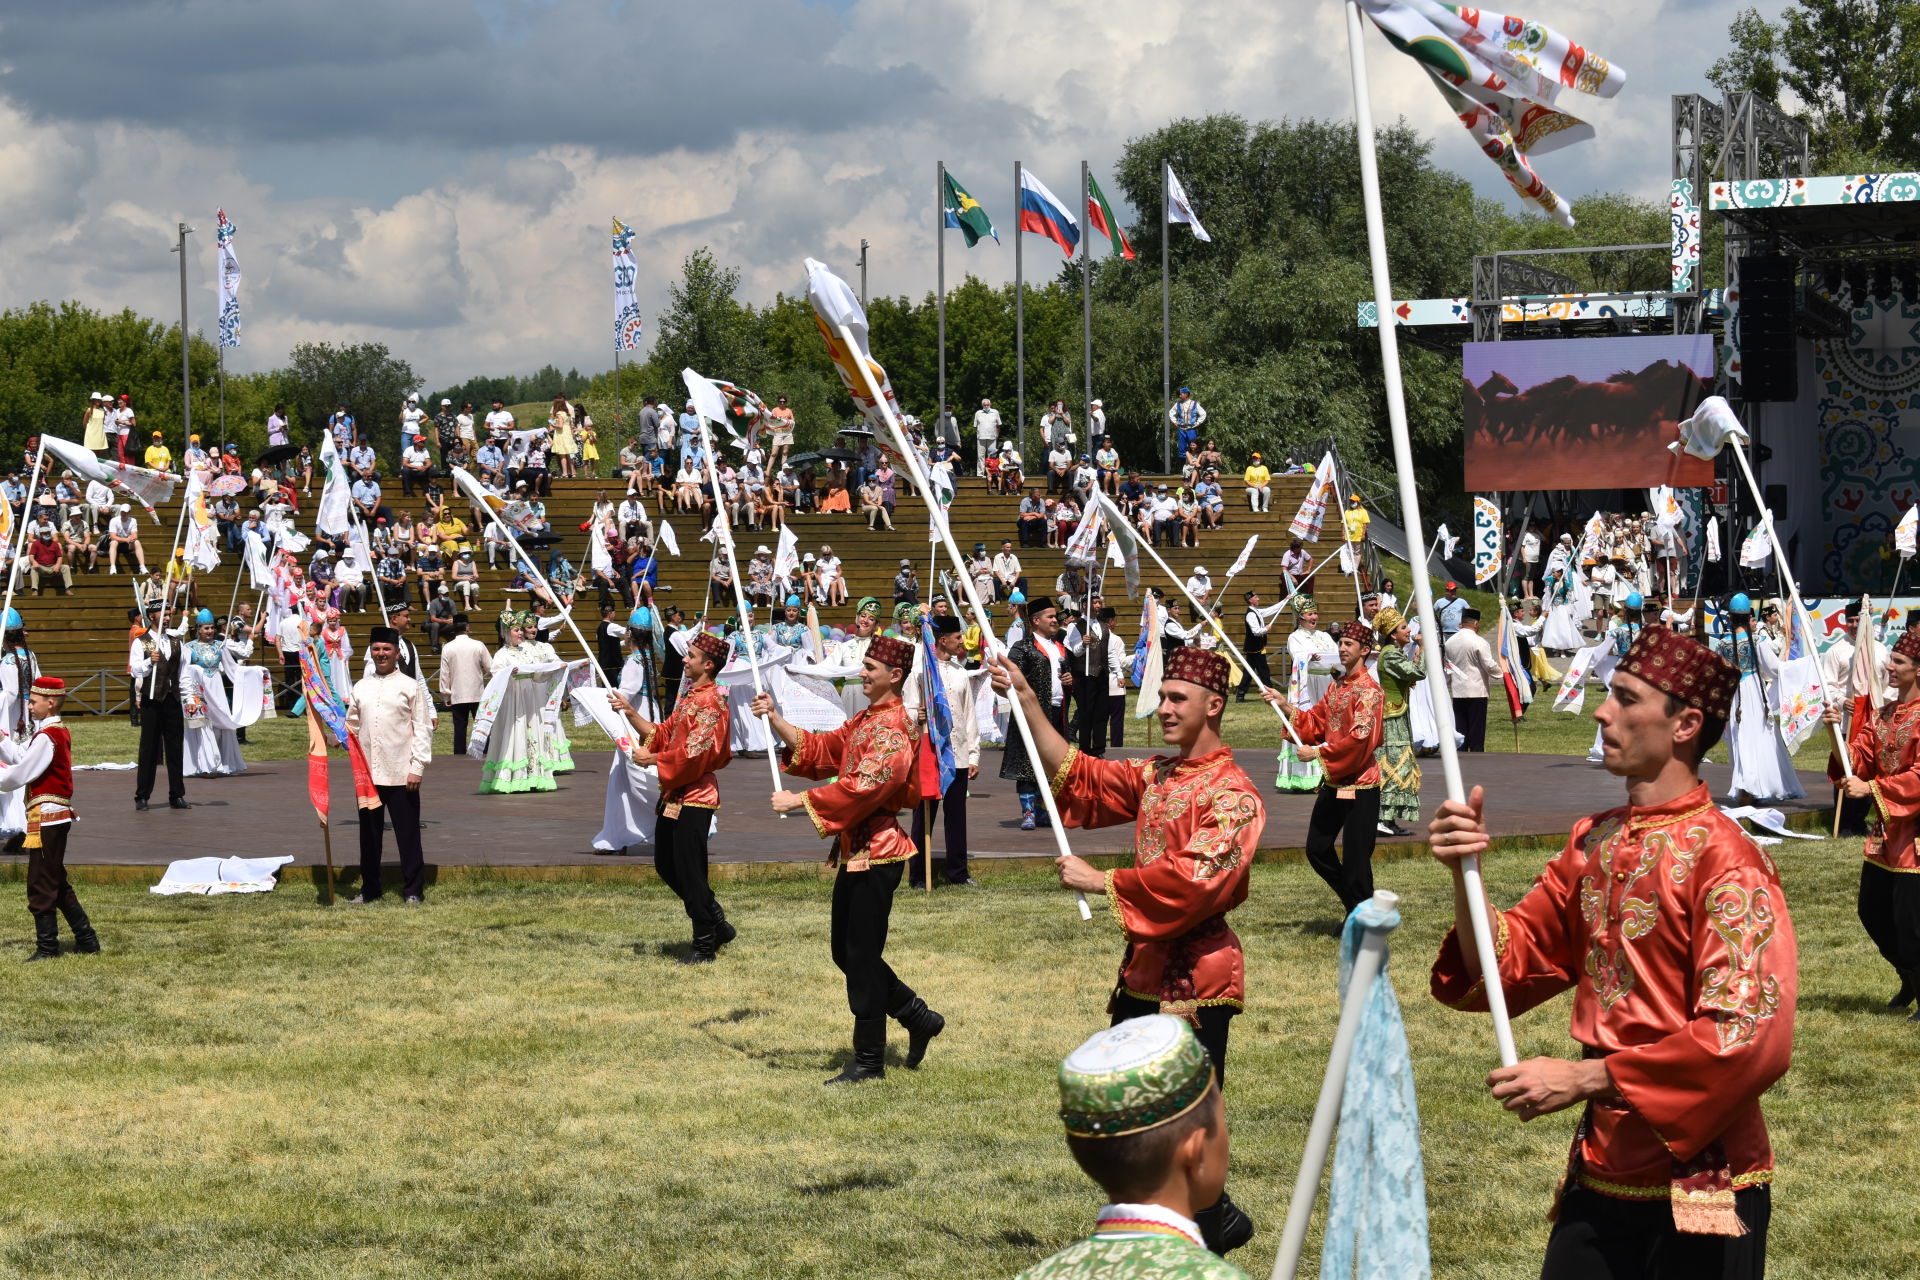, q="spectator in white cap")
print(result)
[1185,565,1213,608]
[746,544,776,607]
[1087,397,1107,452]
[400,392,425,456]
[106,504,145,575]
